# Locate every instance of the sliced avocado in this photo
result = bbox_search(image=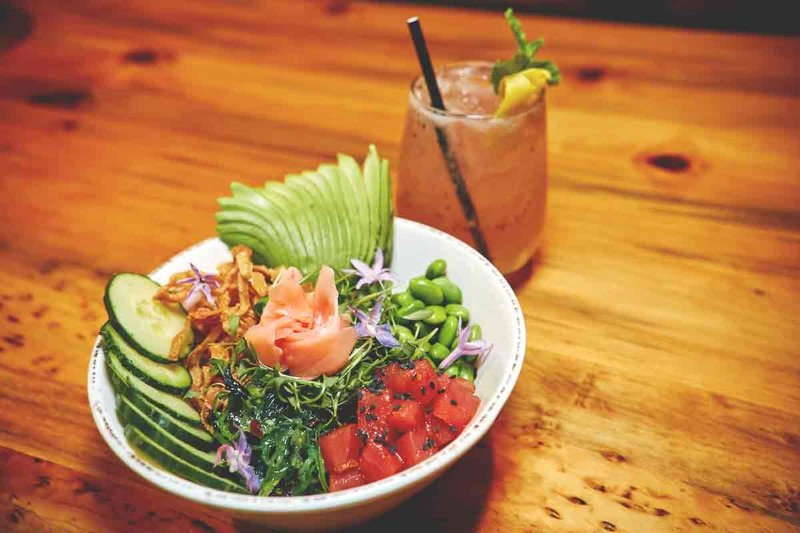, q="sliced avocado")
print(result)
[214,147,395,273]
[283,174,322,271]
[379,157,395,265]
[228,183,299,266]
[275,179,319,270]
[217,196,285,265]
[254,184,308,269]
[362,144,382,264]
[337,153,370,263]
[336,162,368,267]
[215,214,274,257]
[262,181,313,271]
[217,229,271,265]
[301,170,336,265]
[231,183,306,265]
[305,170,342,269]
[318,164,357,268]
[331,162,365,267]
